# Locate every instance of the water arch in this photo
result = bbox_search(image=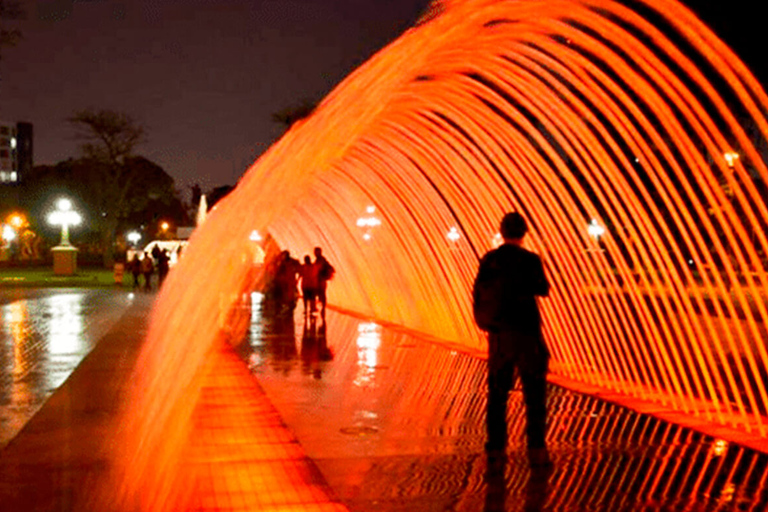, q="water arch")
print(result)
[239,0,768,429]
[116,0,768,506]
